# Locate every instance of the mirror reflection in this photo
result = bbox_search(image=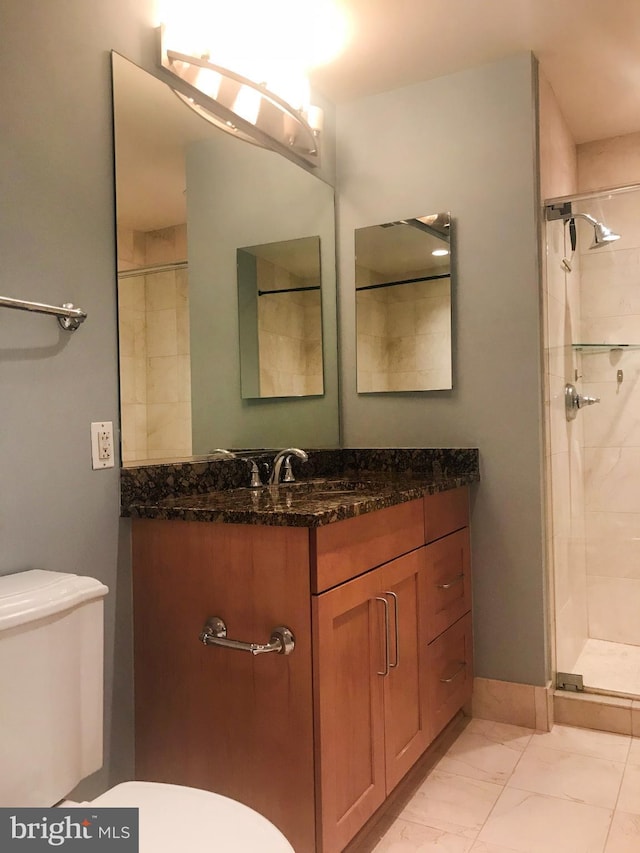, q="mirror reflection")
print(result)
[237,237,323,399]
[112,52,339,465]
[355,214,453,393]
